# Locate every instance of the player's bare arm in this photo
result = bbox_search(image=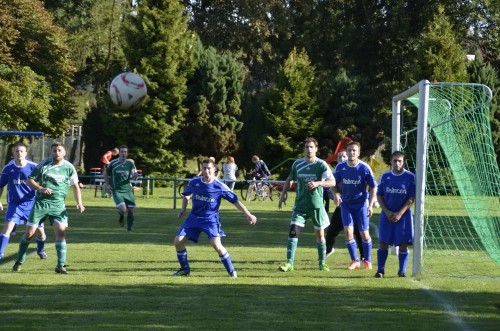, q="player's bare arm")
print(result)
[72,184,85,213]
[233,200,257,225]
[278,179,292,209]
[27,178,52,195]
[178,195,191,218]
